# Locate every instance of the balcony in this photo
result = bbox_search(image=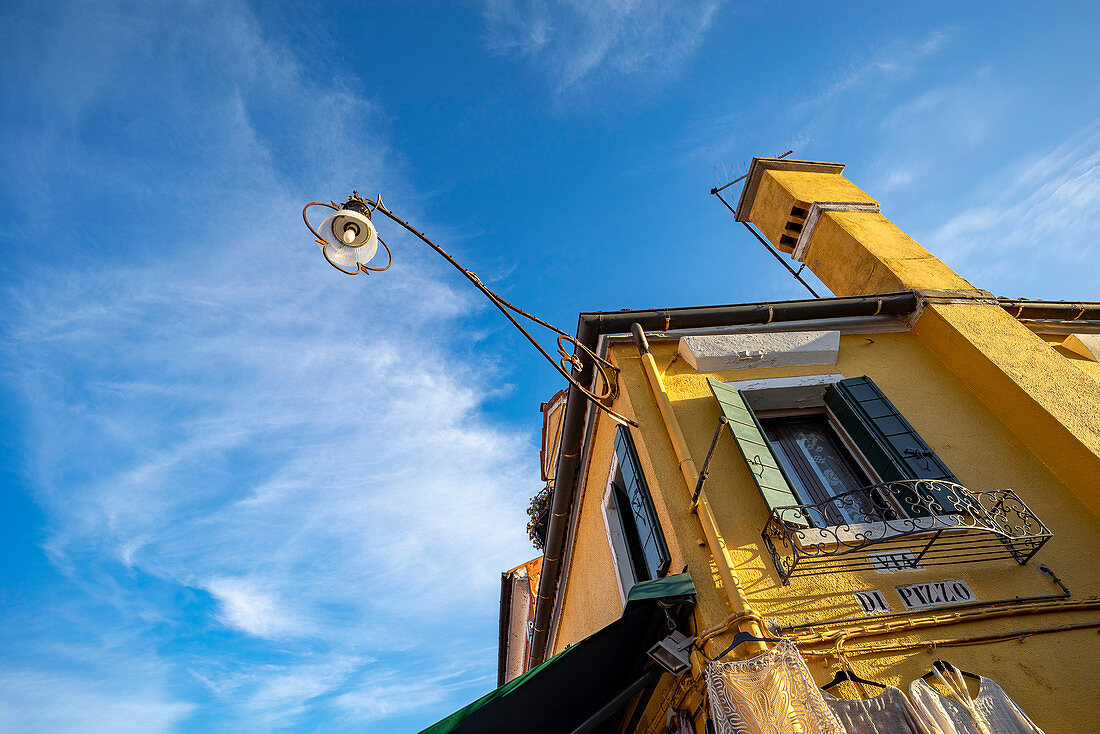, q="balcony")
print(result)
[761,480,1052,584]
